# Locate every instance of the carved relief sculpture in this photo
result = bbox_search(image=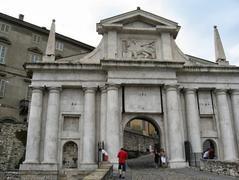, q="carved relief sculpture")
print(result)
[122,39,156,59]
